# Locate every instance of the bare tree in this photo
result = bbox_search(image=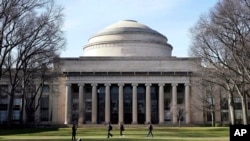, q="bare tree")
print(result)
[0,0,65,127]
[189,0,250,125]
